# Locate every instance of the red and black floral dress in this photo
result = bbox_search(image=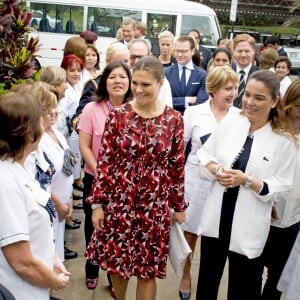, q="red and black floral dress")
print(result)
[86,102,186,280]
